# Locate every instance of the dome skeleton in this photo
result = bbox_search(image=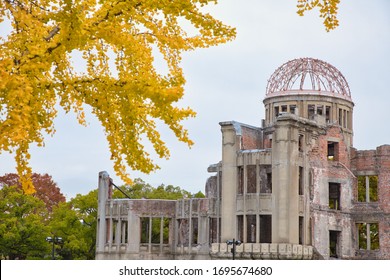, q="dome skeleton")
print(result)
[266,58,351,99]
